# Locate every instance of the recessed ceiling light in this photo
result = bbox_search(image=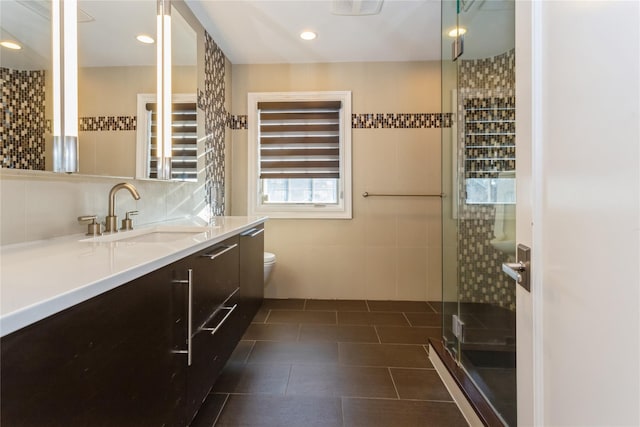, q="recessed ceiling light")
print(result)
[0,40,22,50]
[136,34,155,44]
[300,31,317,41]
[447,27,467,38]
